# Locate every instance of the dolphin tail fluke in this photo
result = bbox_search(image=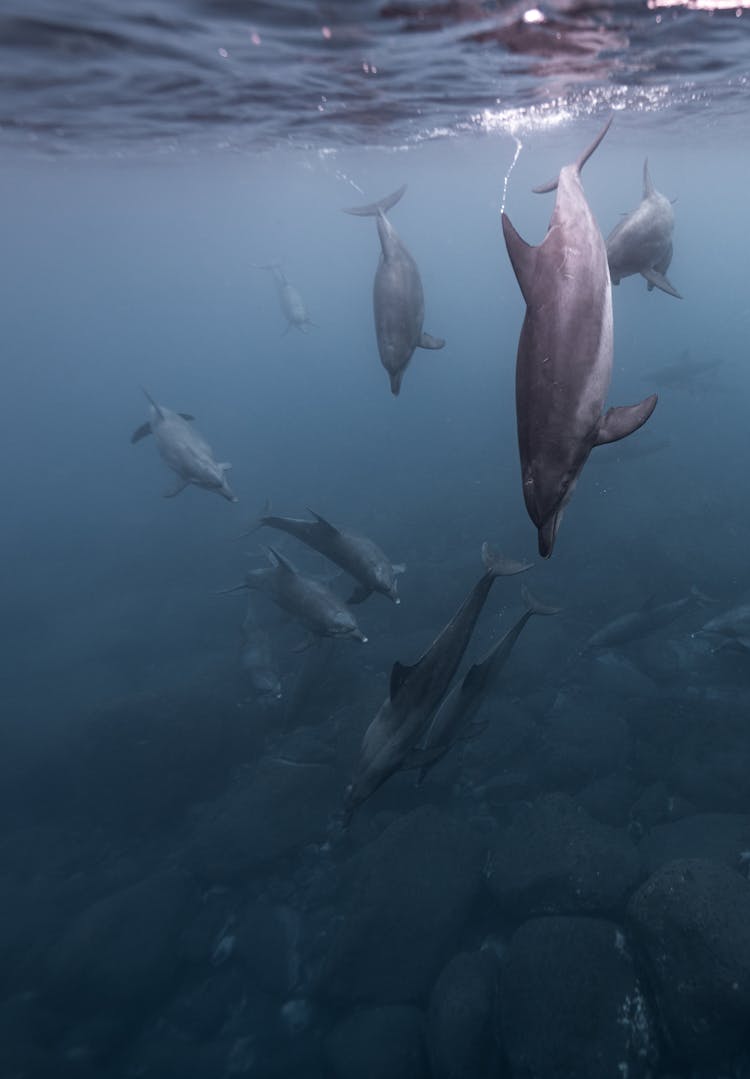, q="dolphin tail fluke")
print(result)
[520,584,561,616]
[641,268,683,299]
[418,332,445,350]
[343,184,407,217]
[594,394,658,447]
[533,116,613,193]
[481,542,533,577]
